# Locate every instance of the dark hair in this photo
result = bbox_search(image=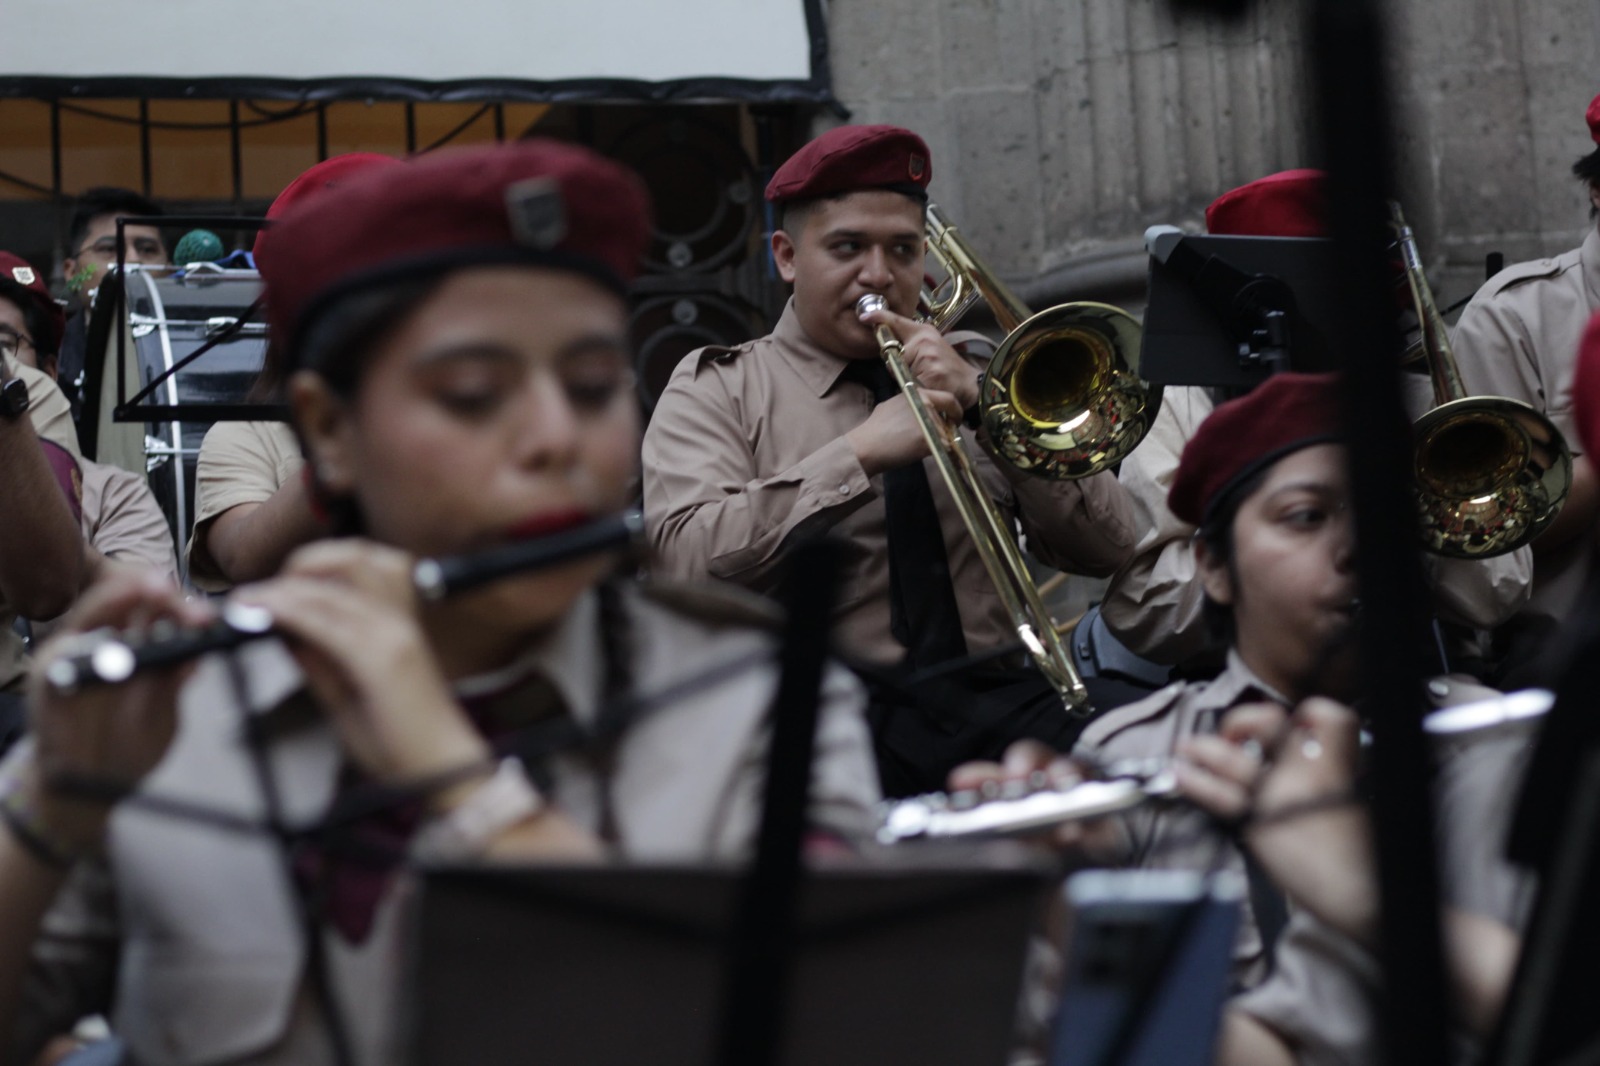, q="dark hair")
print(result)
[1574,148,1600,218]
[1193,464,1272,648]
[0,281,59,360]
[290,274,452,534]
[67,187,164,254]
